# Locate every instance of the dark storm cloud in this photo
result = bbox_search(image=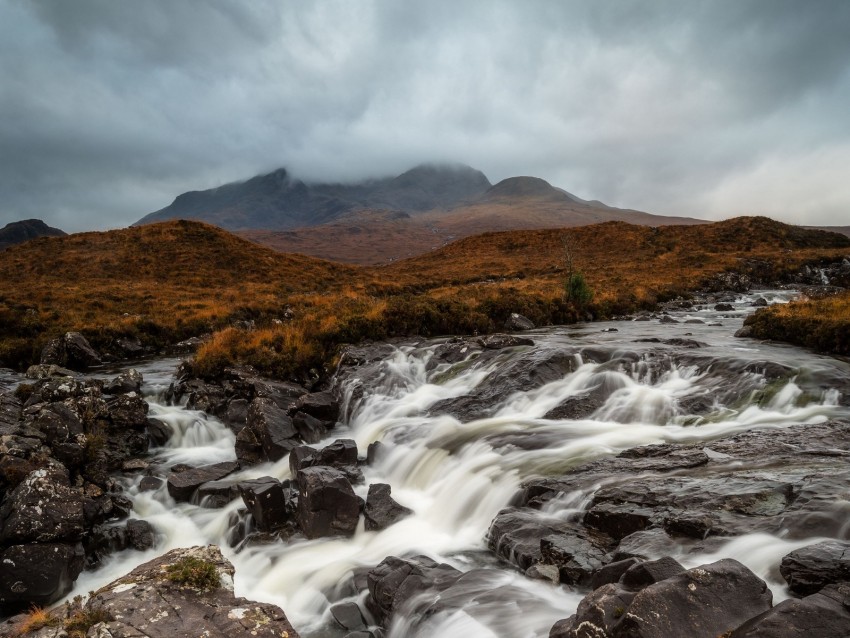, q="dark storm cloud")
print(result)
[1,0,849,231]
